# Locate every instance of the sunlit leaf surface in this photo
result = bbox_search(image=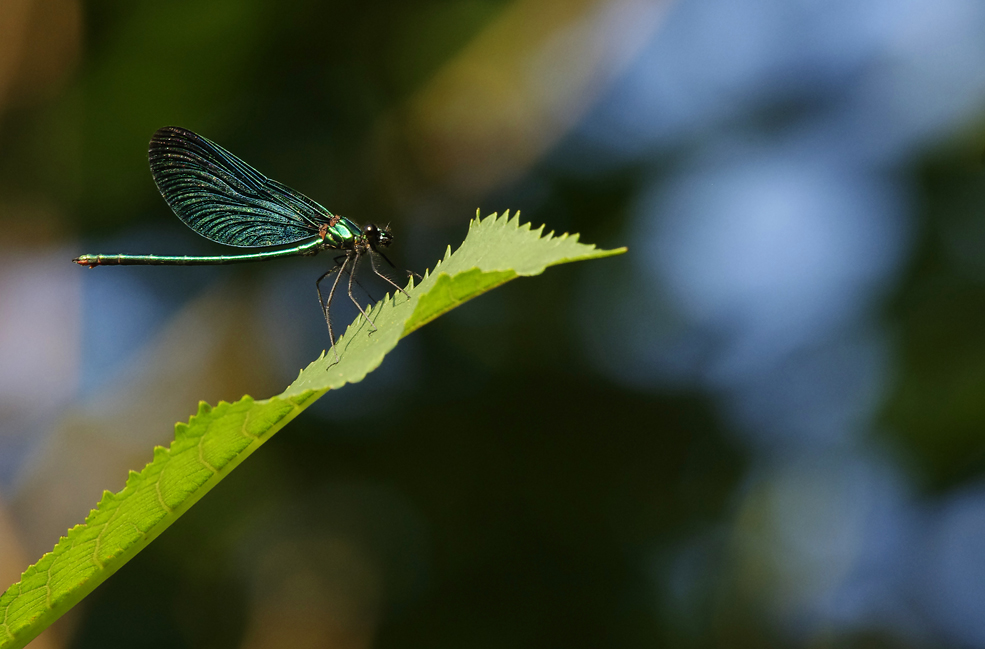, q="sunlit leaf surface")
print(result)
[0,211,625,649]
